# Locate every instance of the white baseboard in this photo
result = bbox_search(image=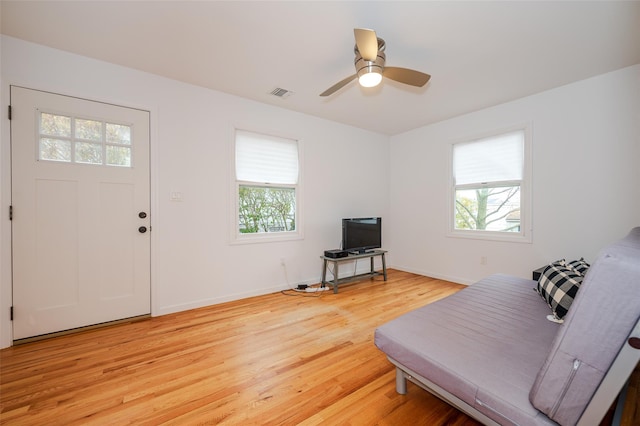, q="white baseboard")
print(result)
[154,283,291,317]
[388,264,473,286]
